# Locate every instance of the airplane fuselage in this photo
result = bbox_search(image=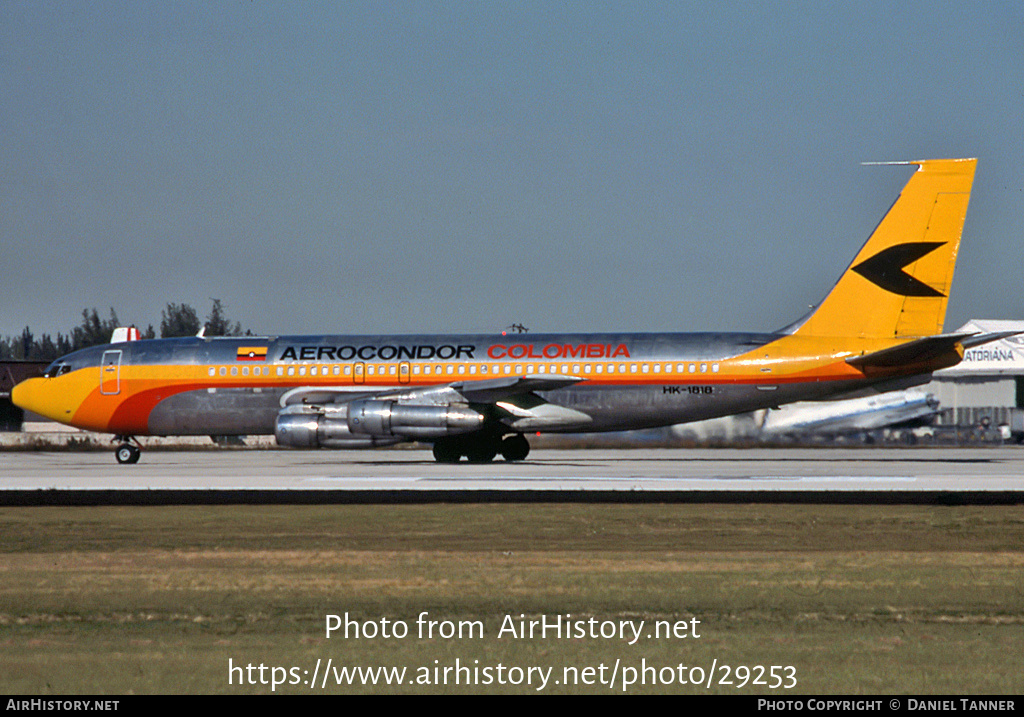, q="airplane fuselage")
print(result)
[18,330,918,438]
